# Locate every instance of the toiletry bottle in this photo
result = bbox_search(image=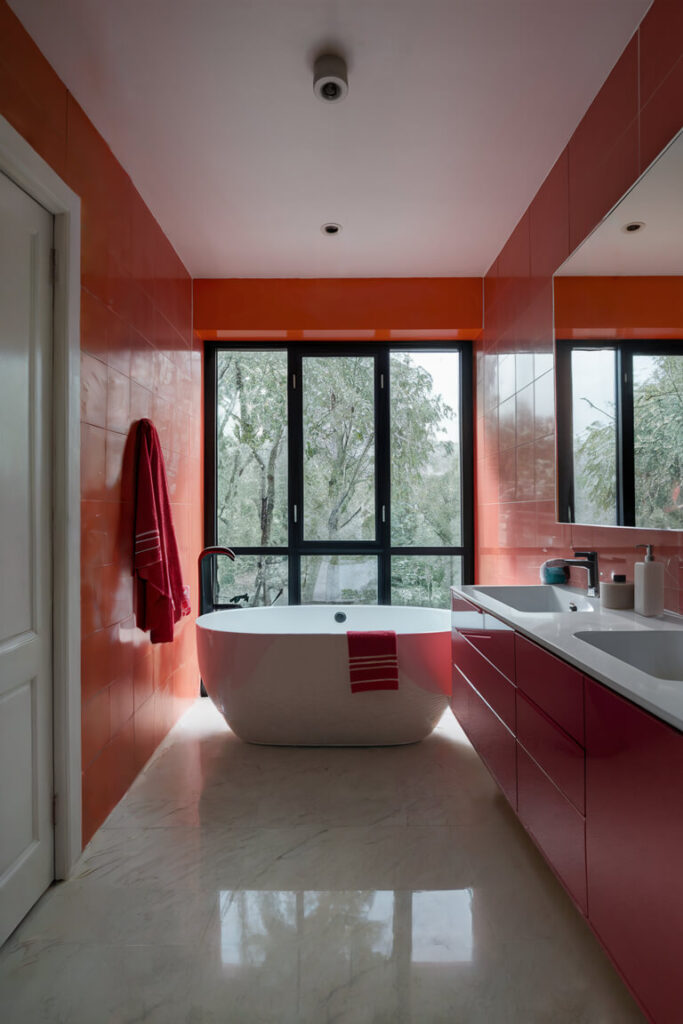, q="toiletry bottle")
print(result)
[634,544,664,617]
